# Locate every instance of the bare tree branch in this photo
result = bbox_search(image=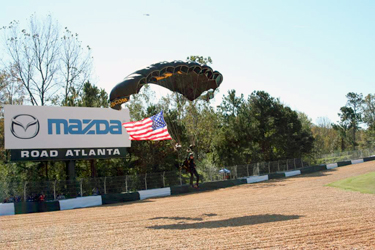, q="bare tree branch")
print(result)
[1,14,93,106]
